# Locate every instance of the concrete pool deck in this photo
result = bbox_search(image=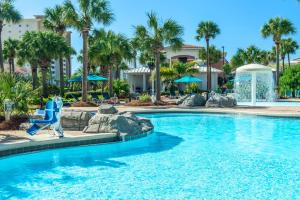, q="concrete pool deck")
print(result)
[1,105,299,157]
